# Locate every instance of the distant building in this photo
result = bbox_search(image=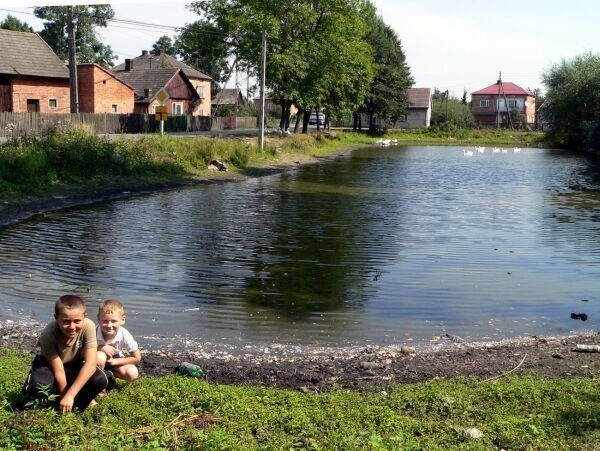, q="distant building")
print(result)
[77,63,135,114]
[471,81,535,127]
[212,88,247,114]
[0,29,70,113]
[112,50,212,116]
[396,88,432,128]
